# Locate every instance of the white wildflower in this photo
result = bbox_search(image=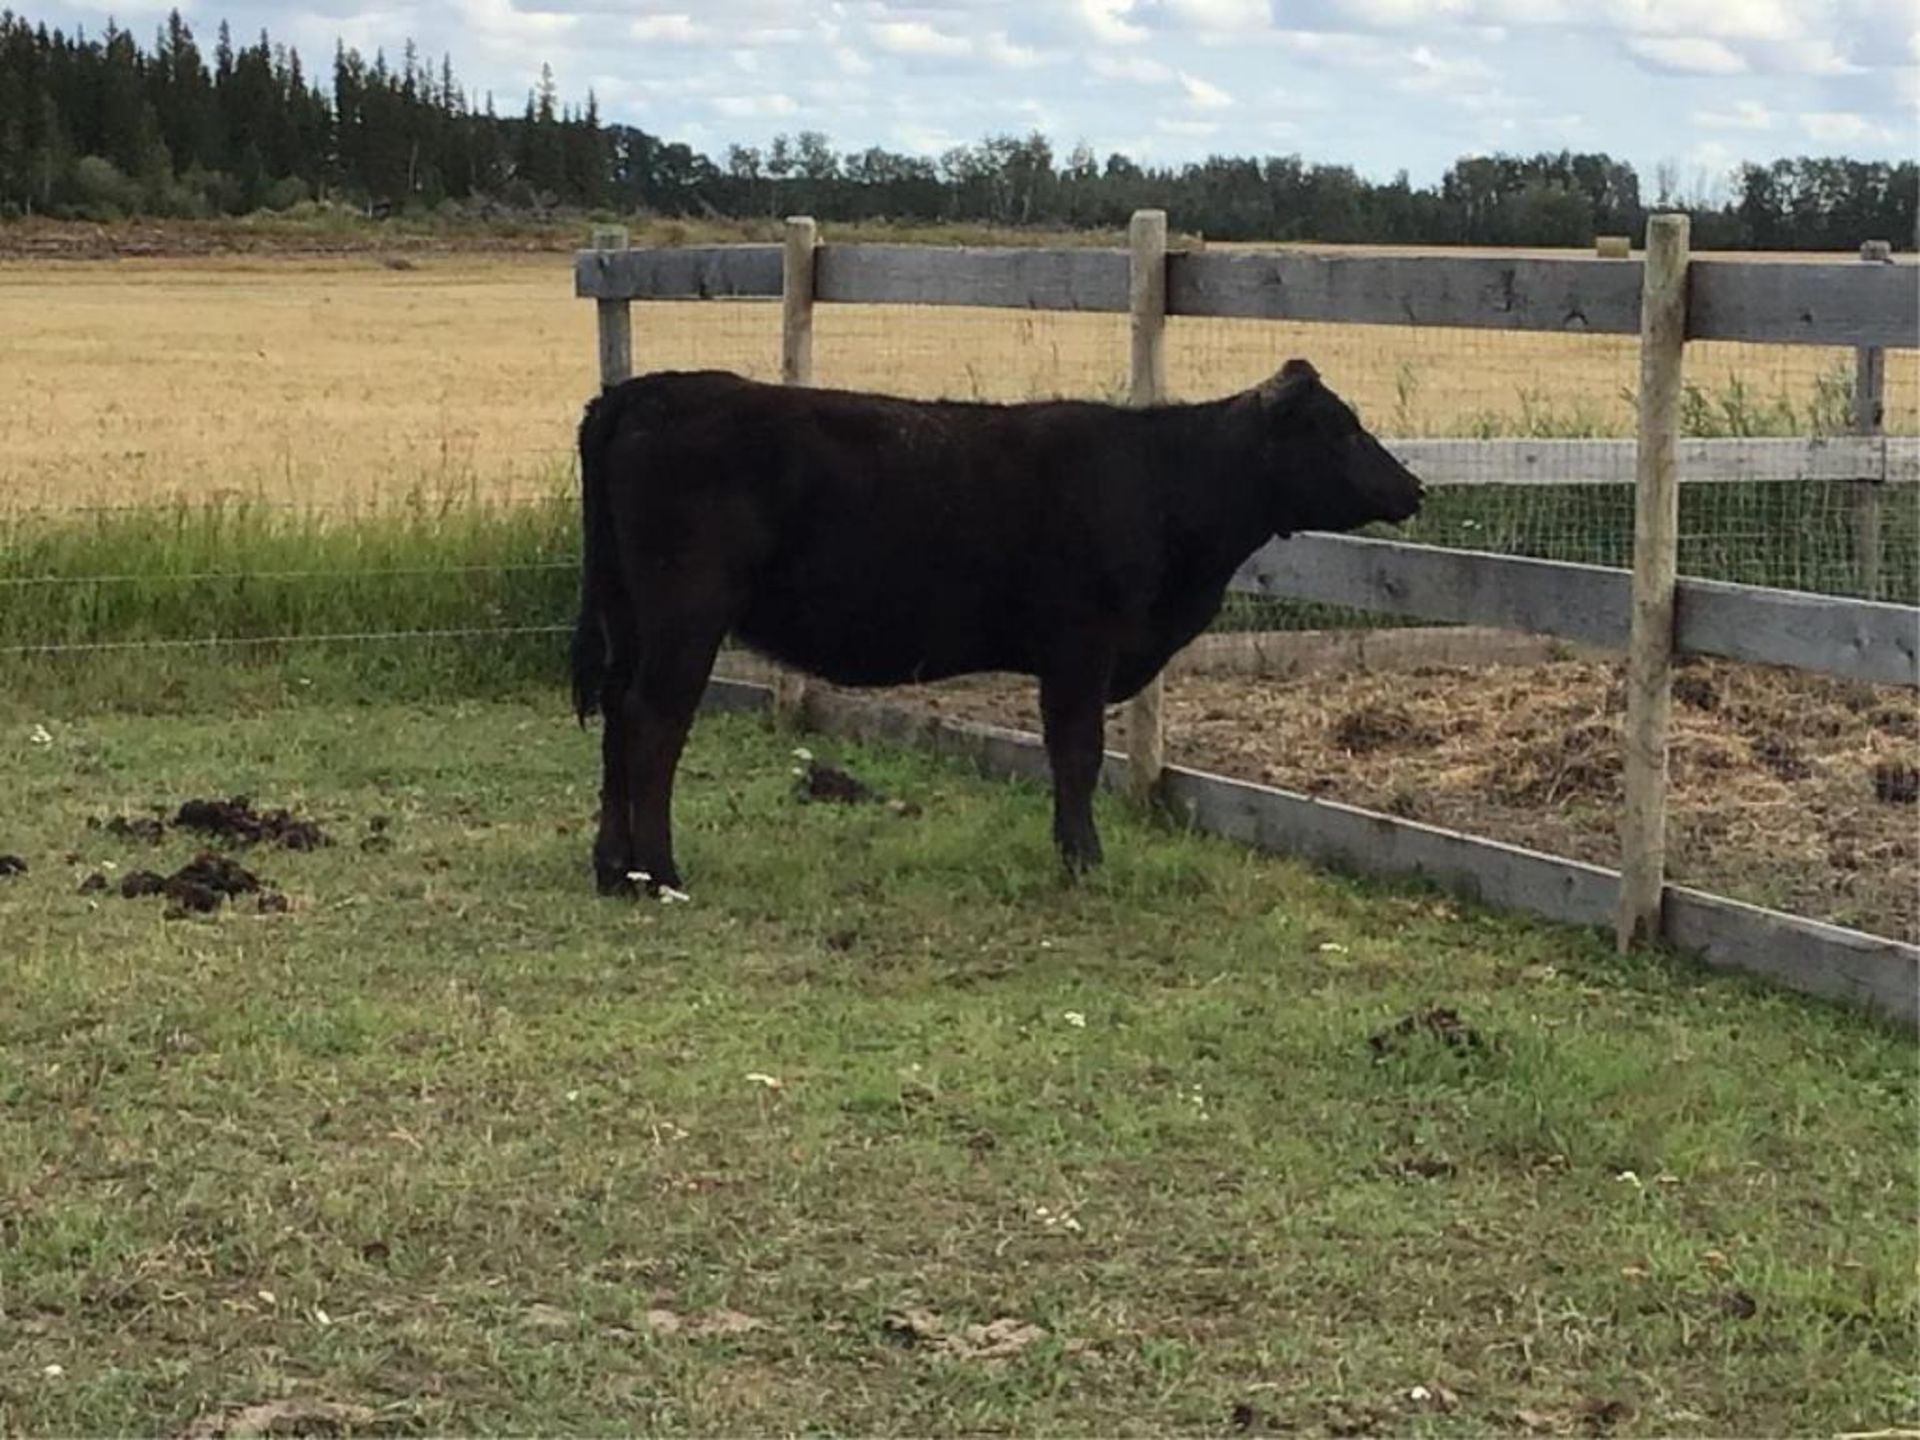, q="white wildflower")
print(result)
[29,724,52,746]
[1063,1011,1086,1028]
